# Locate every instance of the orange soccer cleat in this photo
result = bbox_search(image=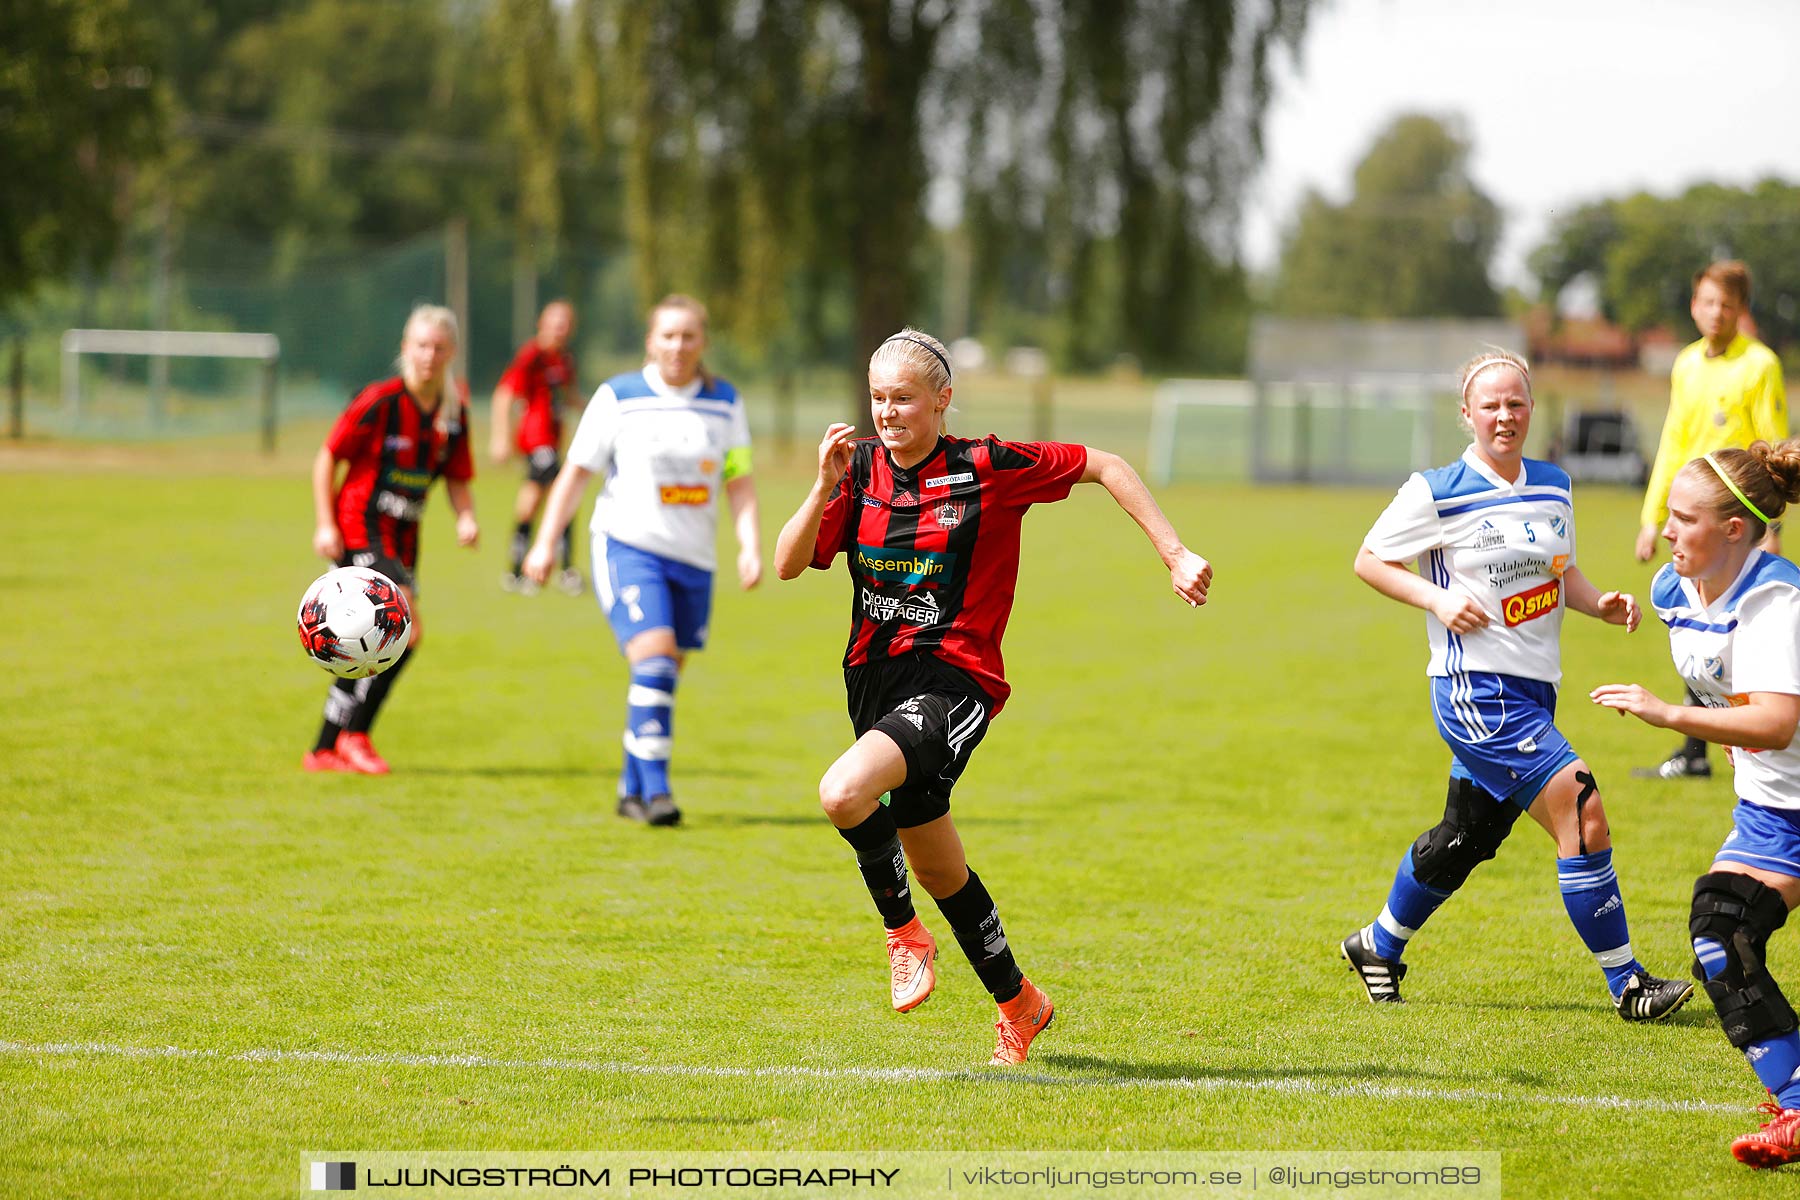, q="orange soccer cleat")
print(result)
[989,977,1054,1065]
[885,916,937,1013]
[1732,1102,1800,1169]
[334,731,391,775]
